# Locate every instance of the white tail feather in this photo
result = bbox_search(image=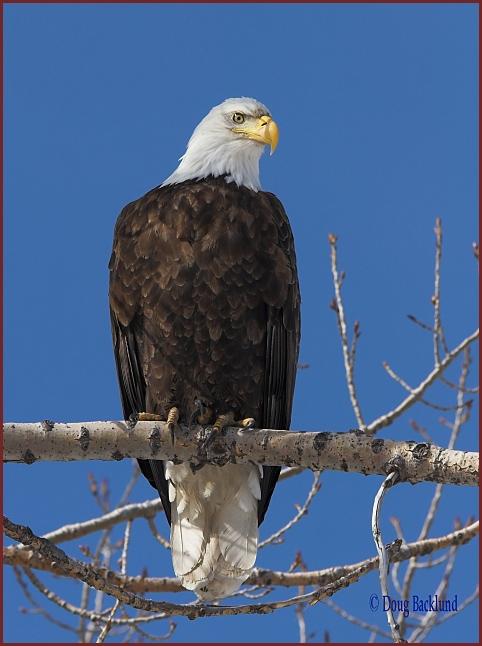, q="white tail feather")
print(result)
[166,461,261,600]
